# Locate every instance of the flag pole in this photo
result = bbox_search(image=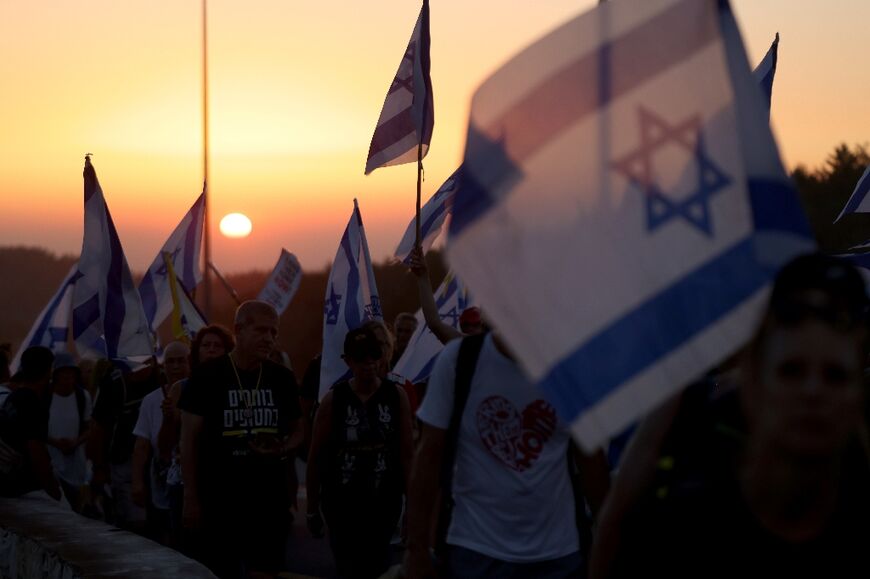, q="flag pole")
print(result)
[208,261,242,305]
[415,143,423,247]
[201,0,212,318]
